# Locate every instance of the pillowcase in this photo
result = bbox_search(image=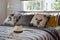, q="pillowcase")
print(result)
[16,15,34,26]
[30,14,48,27]
[2,14,21,26]
[46,16,57,27]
